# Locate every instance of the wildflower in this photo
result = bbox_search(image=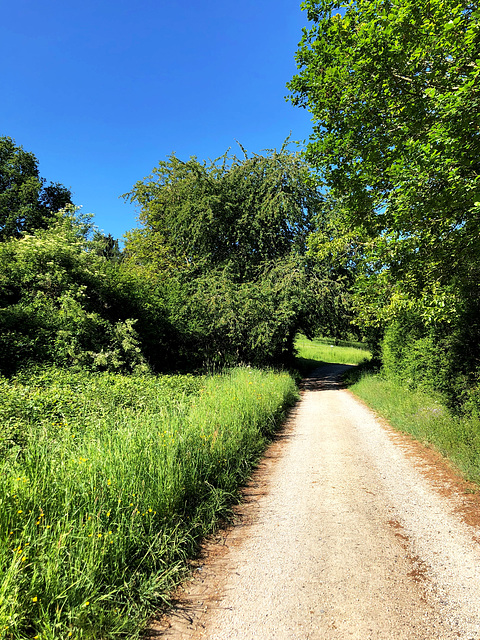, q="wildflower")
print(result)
[32,596,38,602]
